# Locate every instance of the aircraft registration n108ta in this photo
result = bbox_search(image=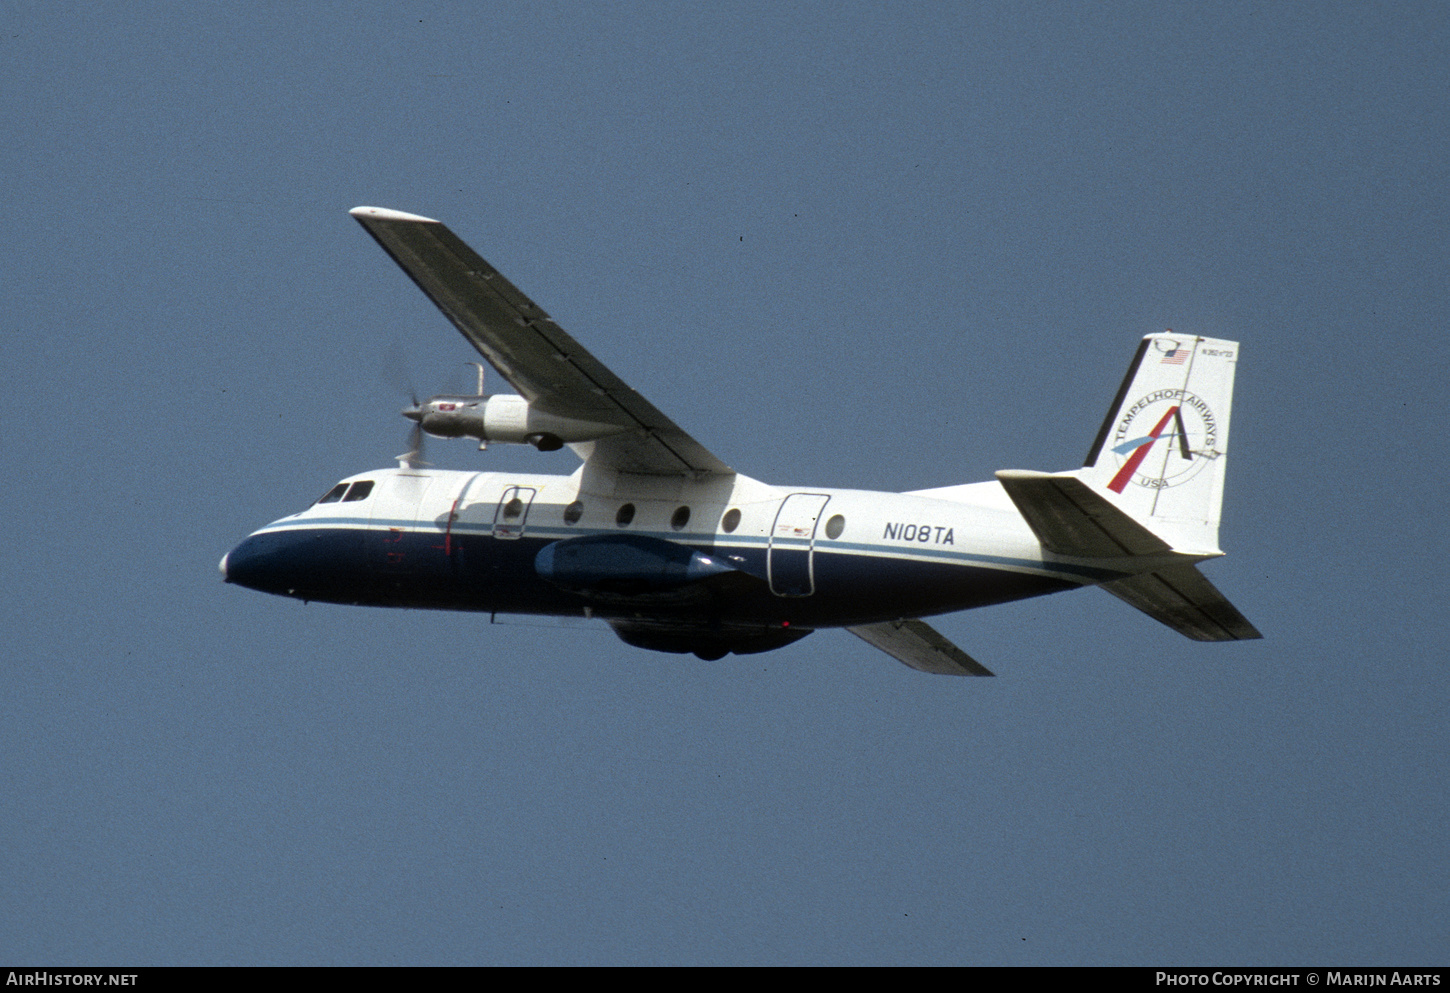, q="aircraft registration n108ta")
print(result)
[220,206,1261,675]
